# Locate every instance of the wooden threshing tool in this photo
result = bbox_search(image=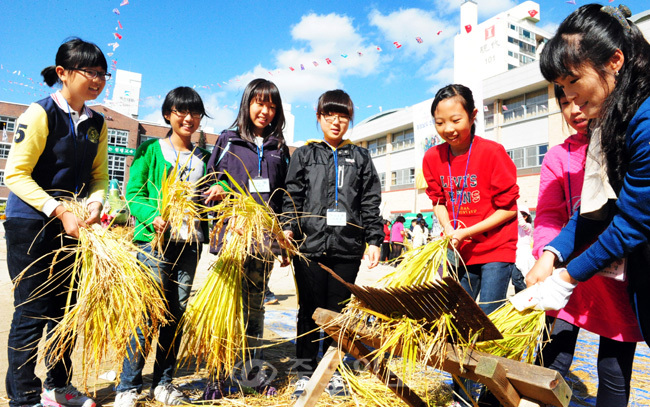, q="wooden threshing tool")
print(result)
[293,264,572,407]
